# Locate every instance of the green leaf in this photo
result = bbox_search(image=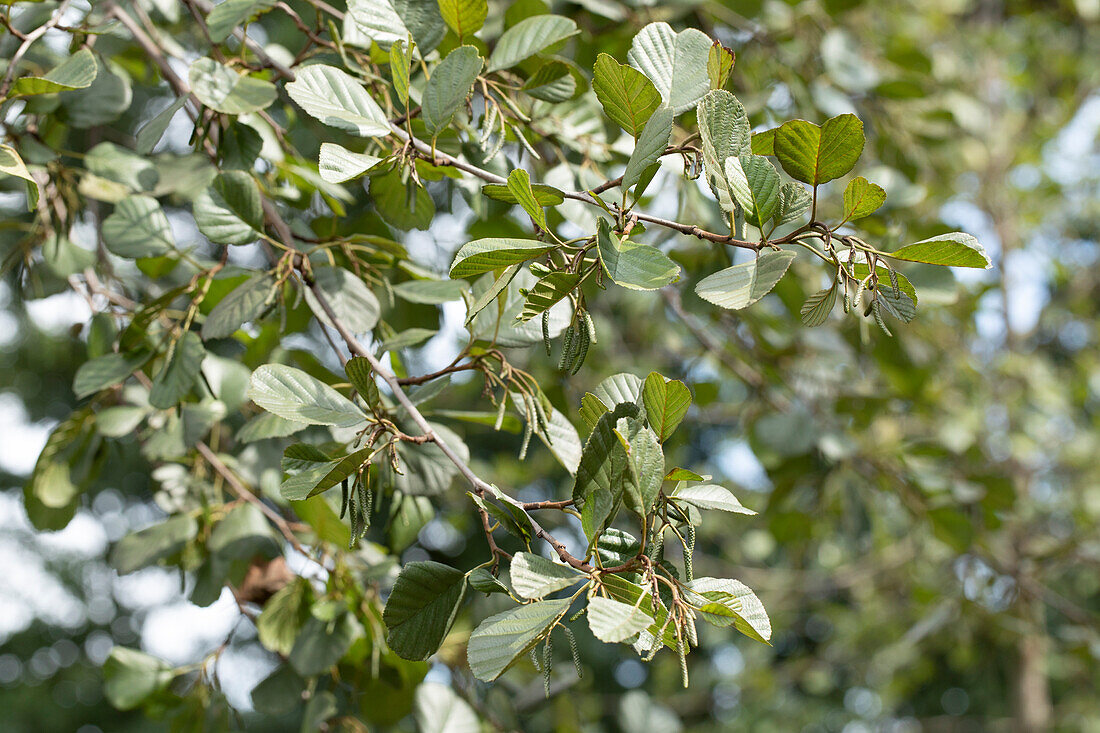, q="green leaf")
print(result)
[573,404,638,540]
[189,57,276,114]
[393,279,468,304]
[423,46,483,138]
[615,417,664,516]
[587,596,651,643]
[724,154,781,229]
[438,0,487,41]
[592,53,661,138]
[209,502,280,558]
[285,64,391,137]
[85,142,158,192]
[149,331,206,409]
[538,403,583,475]
[519,272,578,322]
[596,219,679,291]
[627,22,713,114]
[0,144,36,186]
[303,266,381,333]
[344,356,380,410]
[695,249,796,310]
[505,169,547,229]
[509,552,584,599]
[800,283,838,327]
[697,90,750,213]
[73,352,149,398]
[389,40,412,107]
[102,196,174,259]
[707,41,735,89]
[103,648,173,711]
[58,60,132,129]
[481,182,564,206]
[110,514,198,574]
[590,373,644,410]
[842,176,886,222]
[521,60,581,103]
[237,412,307,443]
[251,666,306,716]
[596,528,640,567]
[136,97,189,155]
[249,364,366,427]
[449,238,556,279]
[289,611,362,675]
[348,0,445,52]
[193,171,265,245]
[256,578,312,655]
[466,598,571,682]
[774,181,812,226]
[206,0,276,42]
[888,232,991,269]
[383,561,467,660]
[850,263,918,303]
[622,105,672,191]
[641,372,691,443]
[599,574,678,650]
[281,444,374,500]
[10,48,97,97]
[671,484,755,514]
[415,682,481,733]
[371,169,435,230]
[750,128,776,155]
[686,577,771,643]
[468,568,510,595]
[579,392,610,431]
[773,114,865,185]
[202,273,275,339]
[318,143,382,184]
[487,15,579,72]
